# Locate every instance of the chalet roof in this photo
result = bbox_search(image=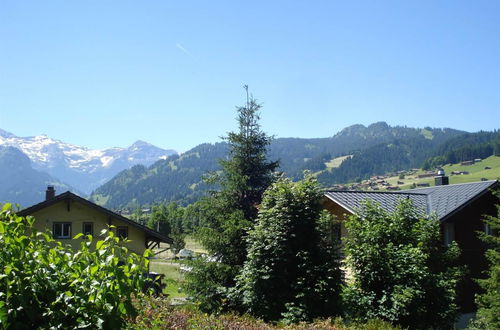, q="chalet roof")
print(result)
[18,191,173,244]
[324,180,499,222]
